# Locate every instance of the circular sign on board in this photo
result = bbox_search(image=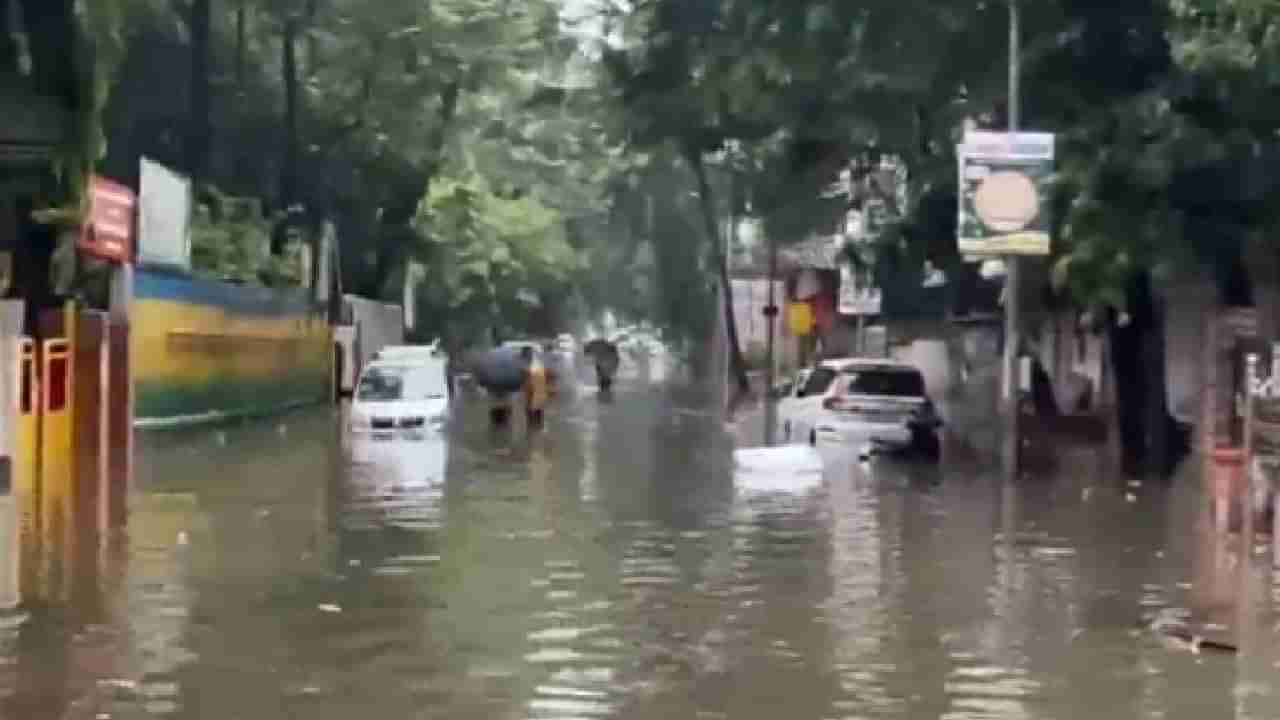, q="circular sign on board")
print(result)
[973,170,1040,232]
